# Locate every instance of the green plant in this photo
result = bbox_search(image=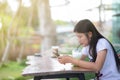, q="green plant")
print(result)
[0,60,31,80]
